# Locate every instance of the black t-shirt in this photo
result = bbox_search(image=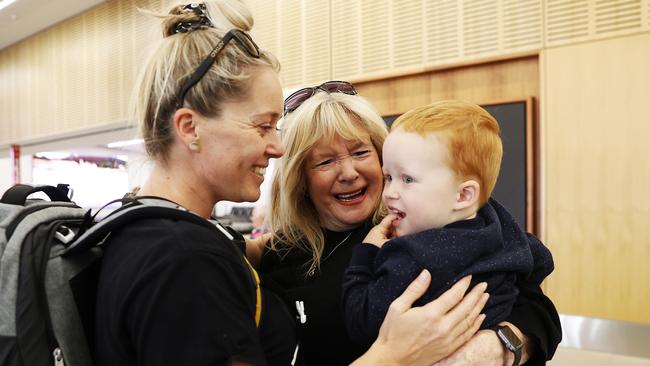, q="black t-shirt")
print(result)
[96,217,296,366]
[260,222,373,366]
